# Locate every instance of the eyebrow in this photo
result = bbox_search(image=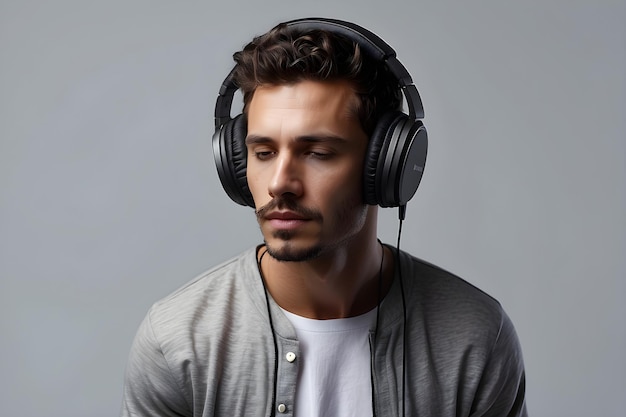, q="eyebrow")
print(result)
[244,134,349,146]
